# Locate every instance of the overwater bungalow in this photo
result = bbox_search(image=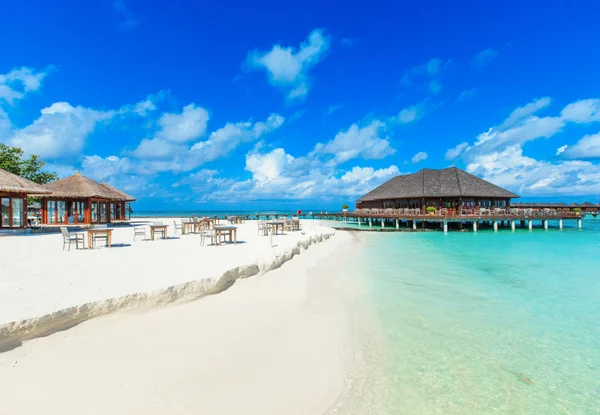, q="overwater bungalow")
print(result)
[39,173,135,225]
[356,167,519,213]
[0,168,51,229]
